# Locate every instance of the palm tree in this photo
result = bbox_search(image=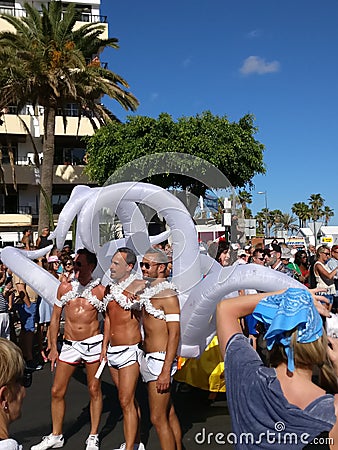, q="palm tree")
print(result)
[255,211,265,235]
[308,194,324,221]
[308,194,325,246]
[268,209,282,237]
[0,2,138,231]
[237,190,252,218]
[322,205,334,226]
[291,201,310,228]
[273,213,298,236]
